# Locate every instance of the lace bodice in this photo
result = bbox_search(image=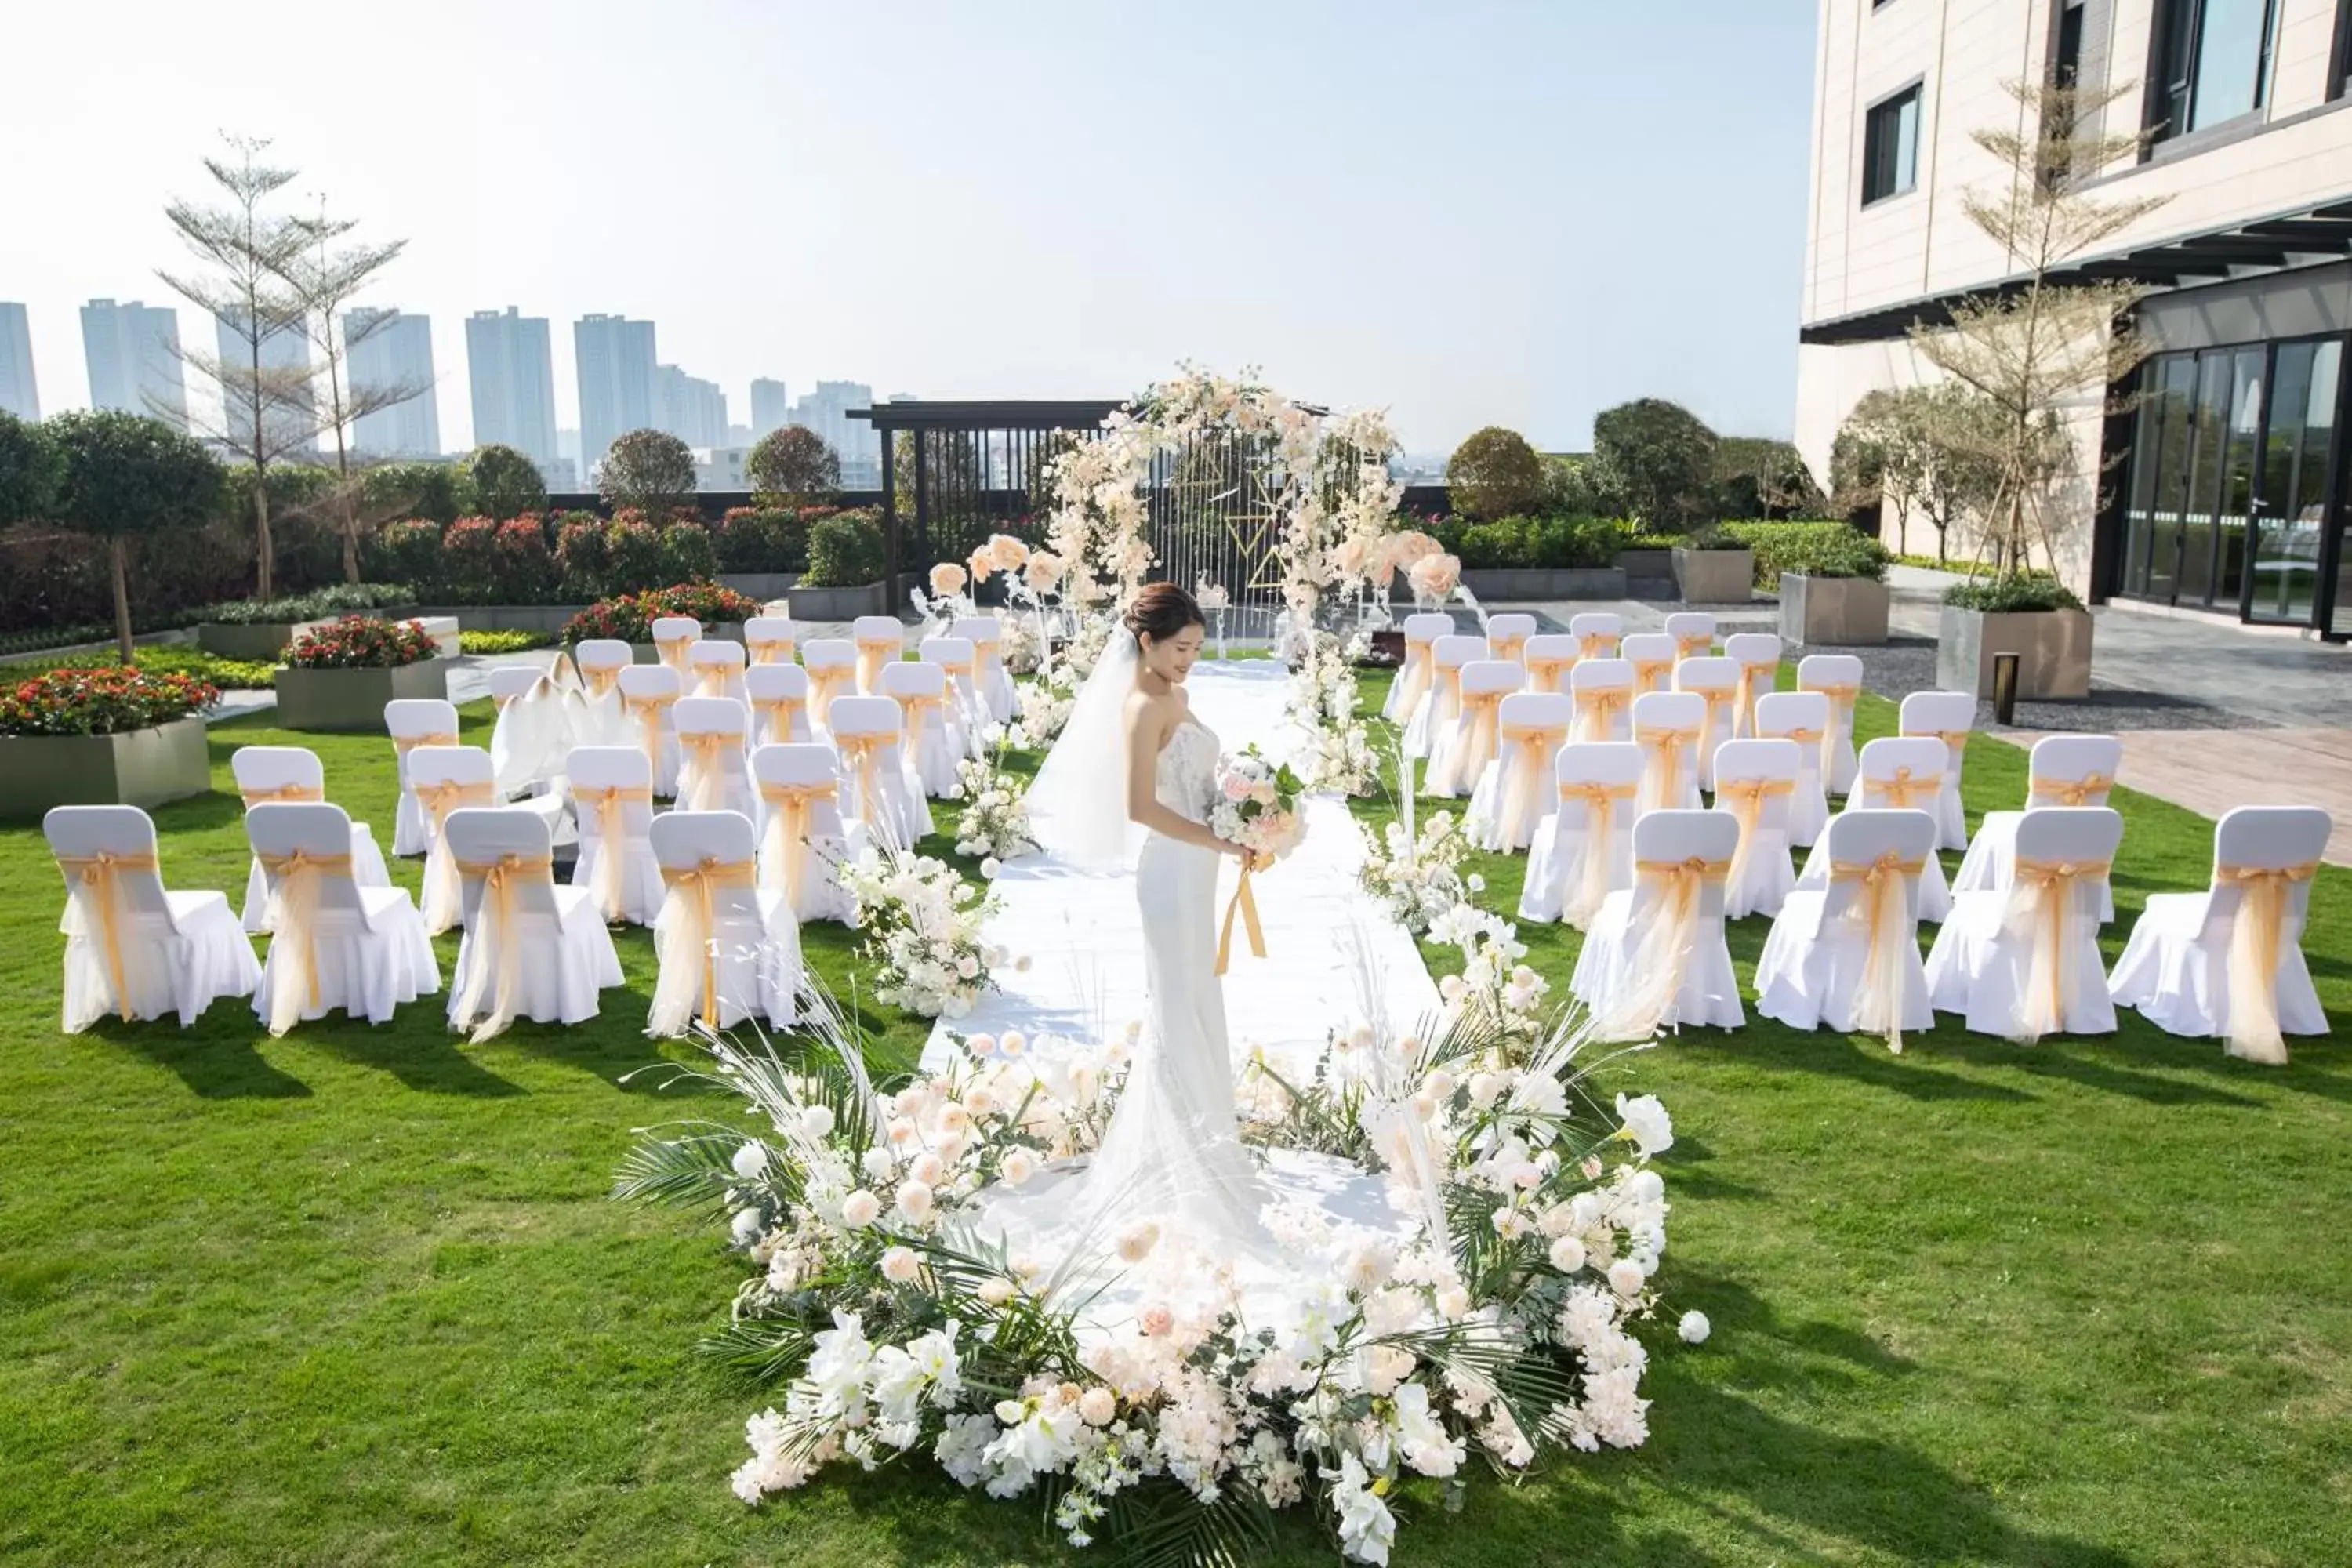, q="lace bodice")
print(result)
[1154,718,1221,826]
